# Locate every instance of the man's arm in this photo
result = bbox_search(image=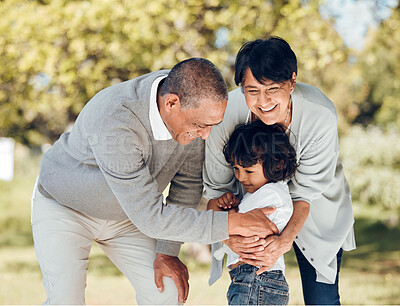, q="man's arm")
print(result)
[154,200,279,304]
[87,112,274,242]
[155,139,205,257]
[85,110,230,244]
[228,206,279,237]
[153,140,204,303]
